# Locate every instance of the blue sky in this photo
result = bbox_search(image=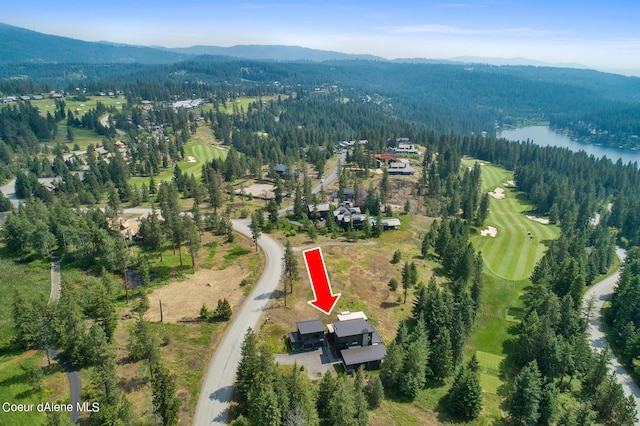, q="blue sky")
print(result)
[3,1,640,74]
